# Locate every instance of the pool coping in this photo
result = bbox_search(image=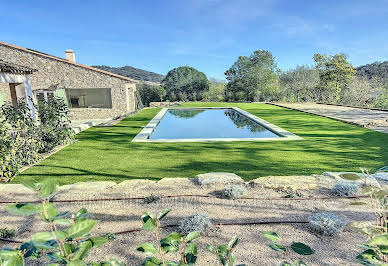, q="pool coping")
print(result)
[131,107,303,142]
